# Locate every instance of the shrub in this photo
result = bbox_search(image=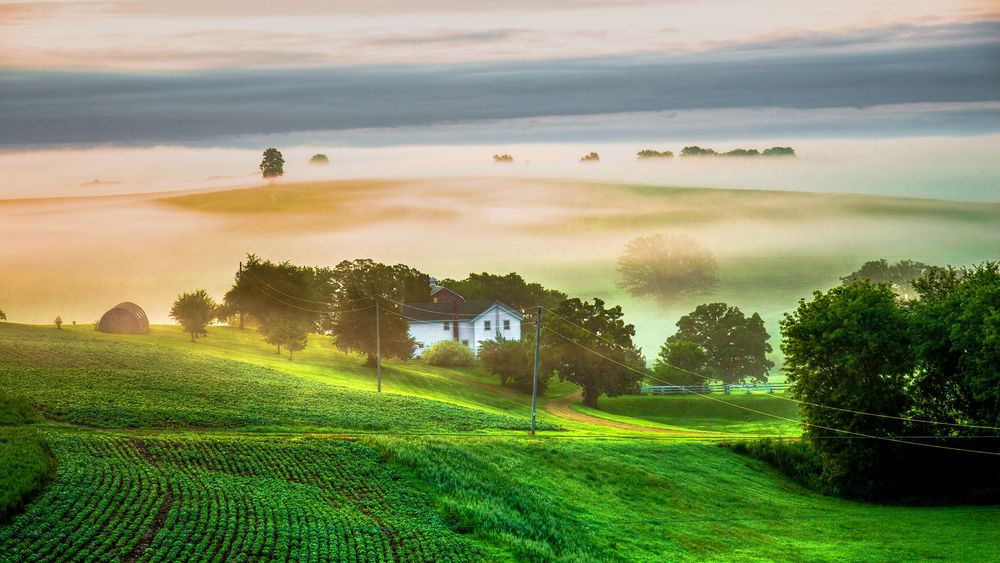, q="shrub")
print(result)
[725,439,826,494]
[422,340,475,367]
